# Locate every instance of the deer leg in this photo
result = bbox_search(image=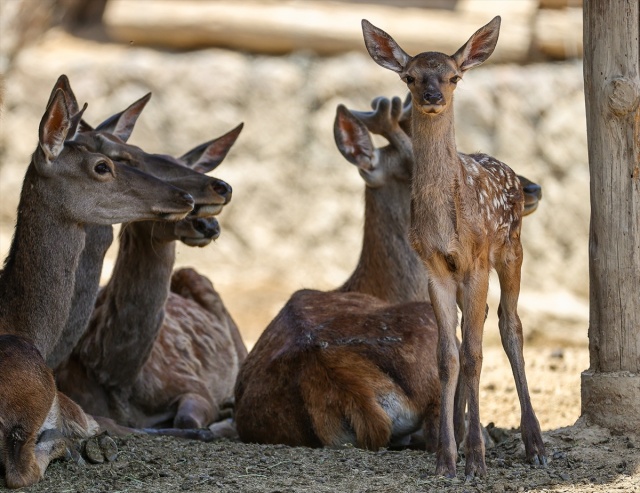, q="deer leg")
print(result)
[428,272,459,478]
[2,428,43,489]
[453,365,467,449]
[495,251,546,466]
[453,288,467,449]
[460,269,489,479]
[174,393,216,429]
